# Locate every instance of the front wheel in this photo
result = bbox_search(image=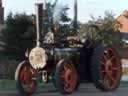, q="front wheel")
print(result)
[54,60,78,94]
[91,45,122,91]
[15,61,37,95]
